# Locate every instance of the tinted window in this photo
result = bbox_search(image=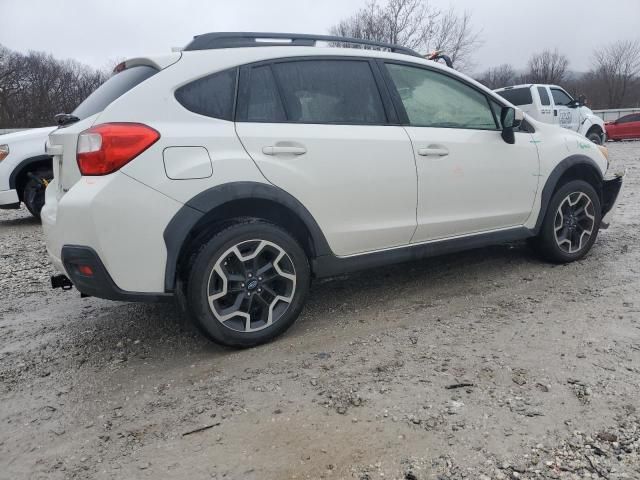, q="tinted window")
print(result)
[618,114,640,123]
[175,68,237,120]
[73,65,157,120]
[537,87,551,106]
[244,65,286,122]
[271,60,386,124]
[550,88,573,106]
[387,63,498,130]
[495,87,533,106]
